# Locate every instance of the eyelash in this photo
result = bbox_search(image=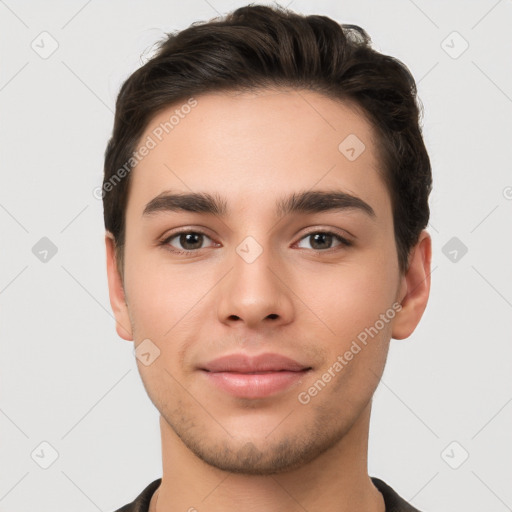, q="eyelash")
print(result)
[160,229,352,256]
